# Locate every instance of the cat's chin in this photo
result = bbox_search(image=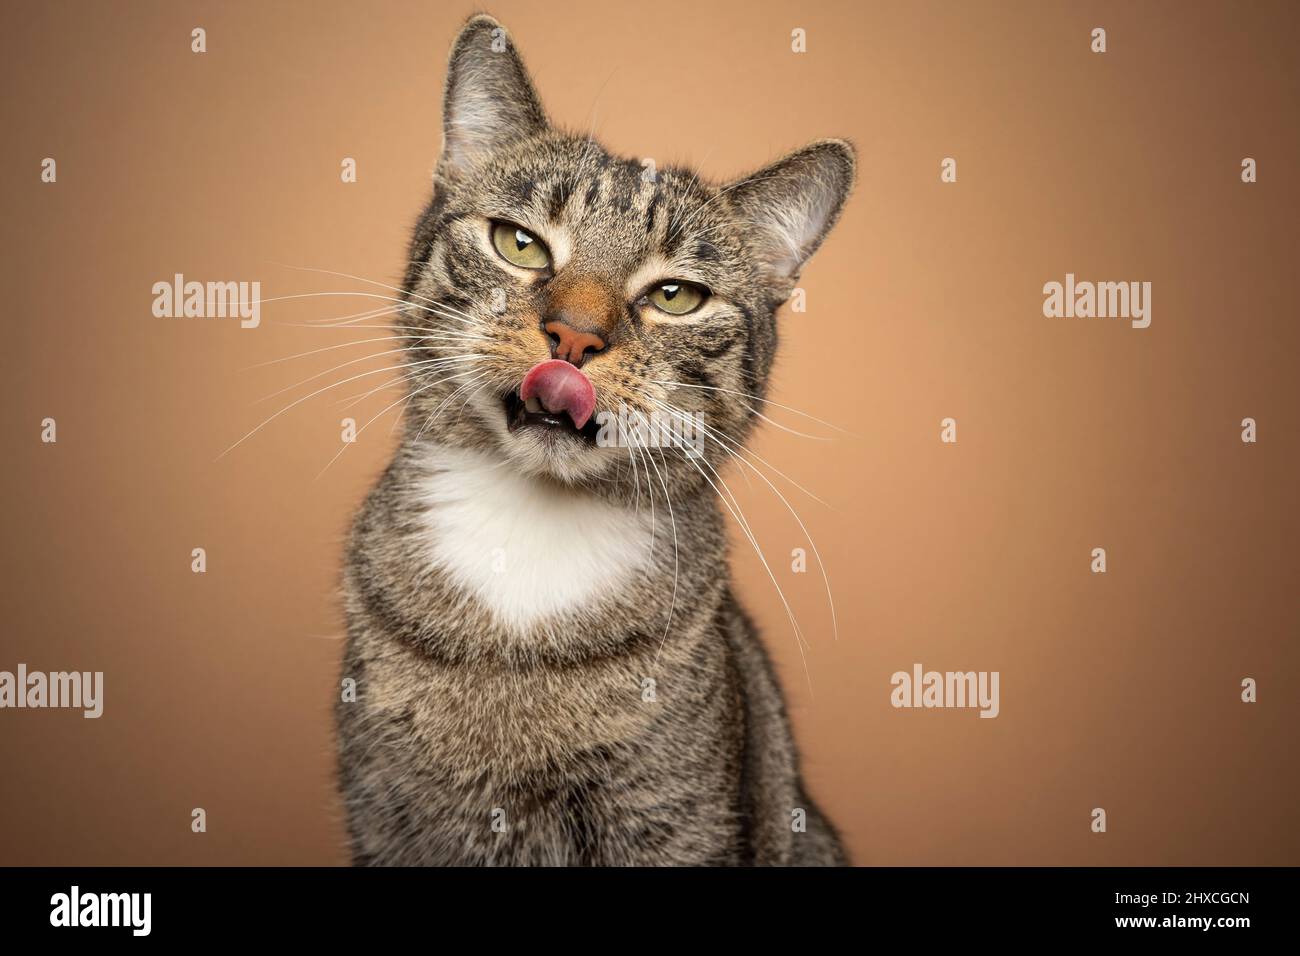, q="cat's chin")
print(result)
[502,432,612,485]
[472,392,612,485]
